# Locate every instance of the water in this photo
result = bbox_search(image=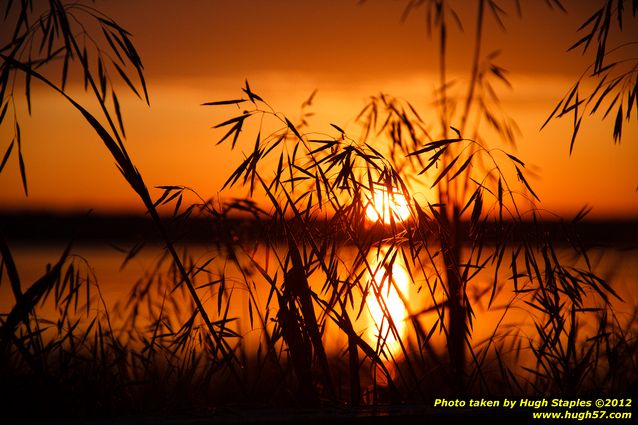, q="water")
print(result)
[2,241,637,362]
